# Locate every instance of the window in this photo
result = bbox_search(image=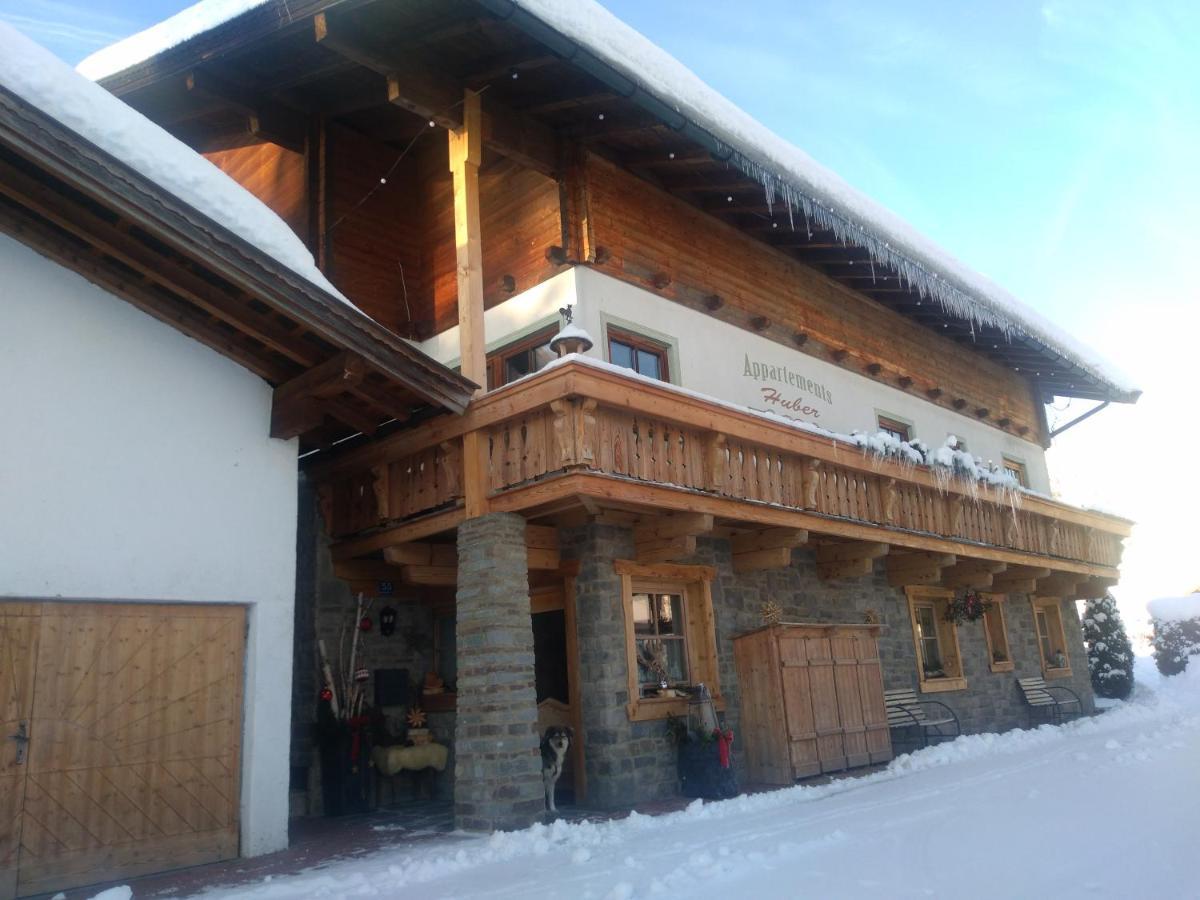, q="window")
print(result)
[1002,457,1029,487]
[906,587,966,692]
[617,561,720,720]
[877,414,911,442]
[608,328,669,381]
[981,593,1014,672]
[1031,596,1072,676]
[486,326,557,389]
